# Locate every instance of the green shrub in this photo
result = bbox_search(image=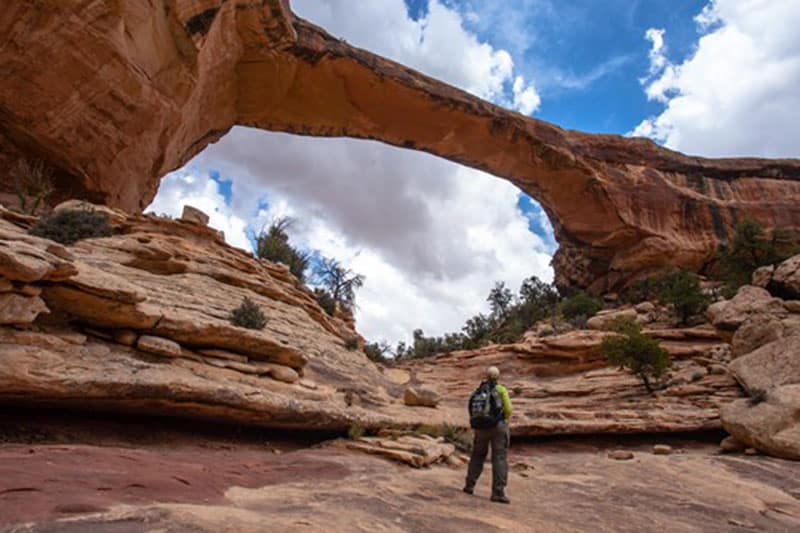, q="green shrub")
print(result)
[717,217,799,294]
[347,424,365,440]
[313,257,364,311]
[229,297,268,330]
[314,288,336,316]
[255,217,310,282]
[747,388,768,406]
[656,269,710,325]
[560,291,603,324]
[29,209,112,245]
[364,341,391,363]
[601,317,671,393]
